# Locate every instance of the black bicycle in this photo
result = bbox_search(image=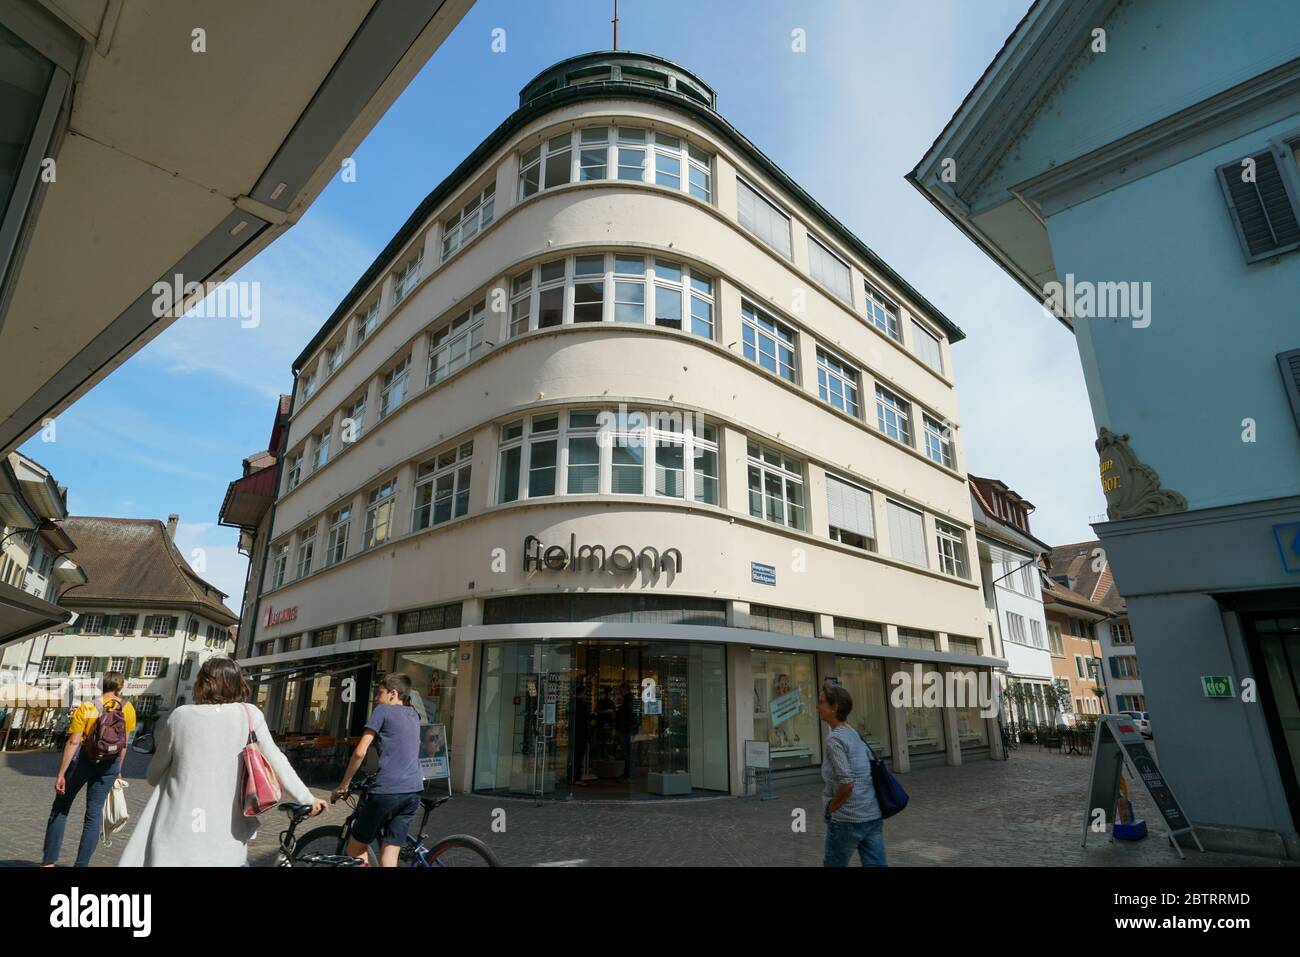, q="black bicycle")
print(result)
[276,772,499,867]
